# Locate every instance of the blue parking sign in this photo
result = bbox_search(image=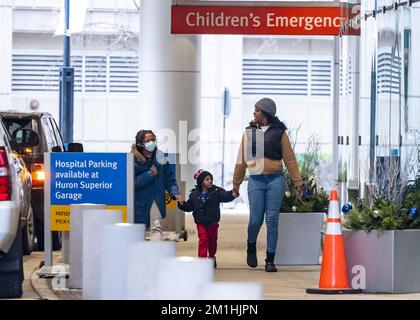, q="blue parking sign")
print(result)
[50,153,127,205]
